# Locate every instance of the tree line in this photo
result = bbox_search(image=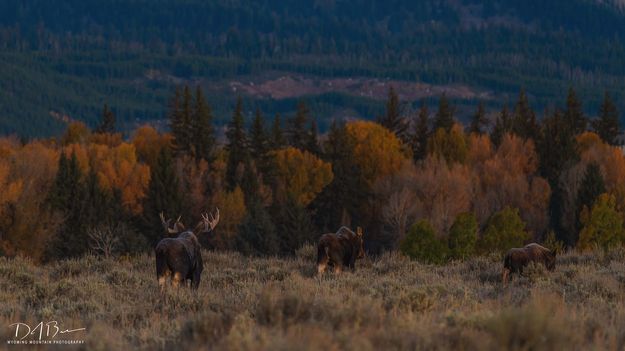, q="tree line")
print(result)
[0,85,623,263]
